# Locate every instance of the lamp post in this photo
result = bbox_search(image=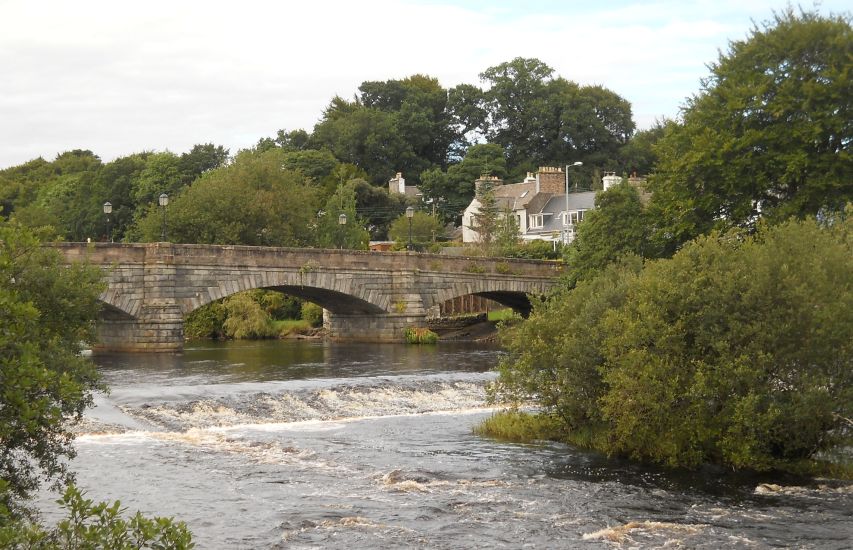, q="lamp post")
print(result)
[103,201,112,243]
[564,162,583,244]
[338,212,347,249]
[405,207,414,251]
[158,193,169,242]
